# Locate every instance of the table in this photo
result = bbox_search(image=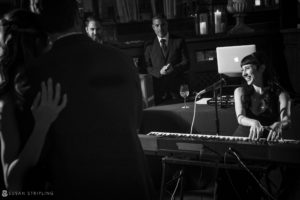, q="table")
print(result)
[140,102,238,136]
